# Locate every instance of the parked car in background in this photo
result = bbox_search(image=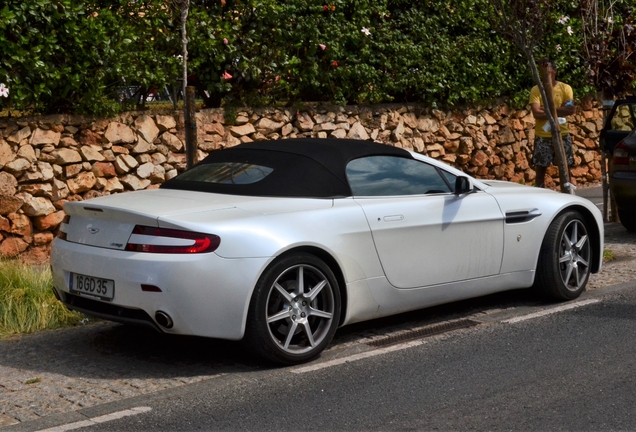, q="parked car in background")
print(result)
[600,96,636,231]
[50,139,604,365]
